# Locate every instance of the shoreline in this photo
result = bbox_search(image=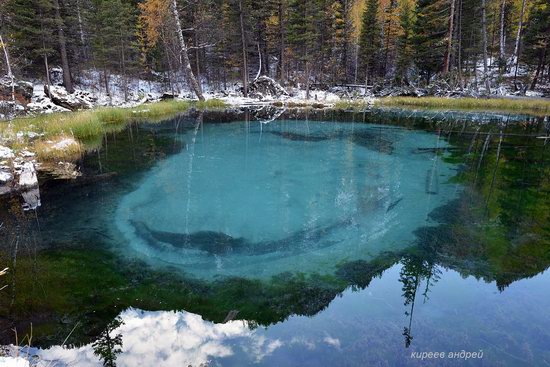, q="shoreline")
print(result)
[1,95,550,199]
